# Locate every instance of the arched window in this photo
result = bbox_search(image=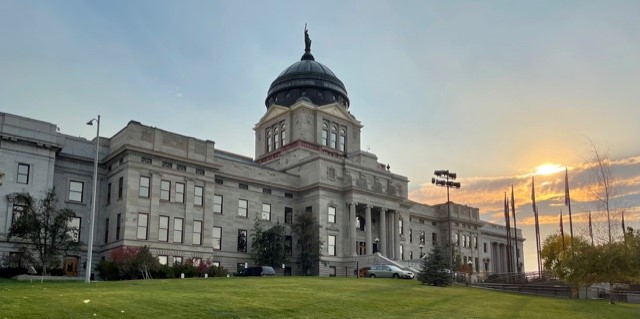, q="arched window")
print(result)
[266,129,272,152]
[339,128,346,152]
[280,123,286,147]
[321,122,328,146]
[274,125,280,149]
[331,125,337,149]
